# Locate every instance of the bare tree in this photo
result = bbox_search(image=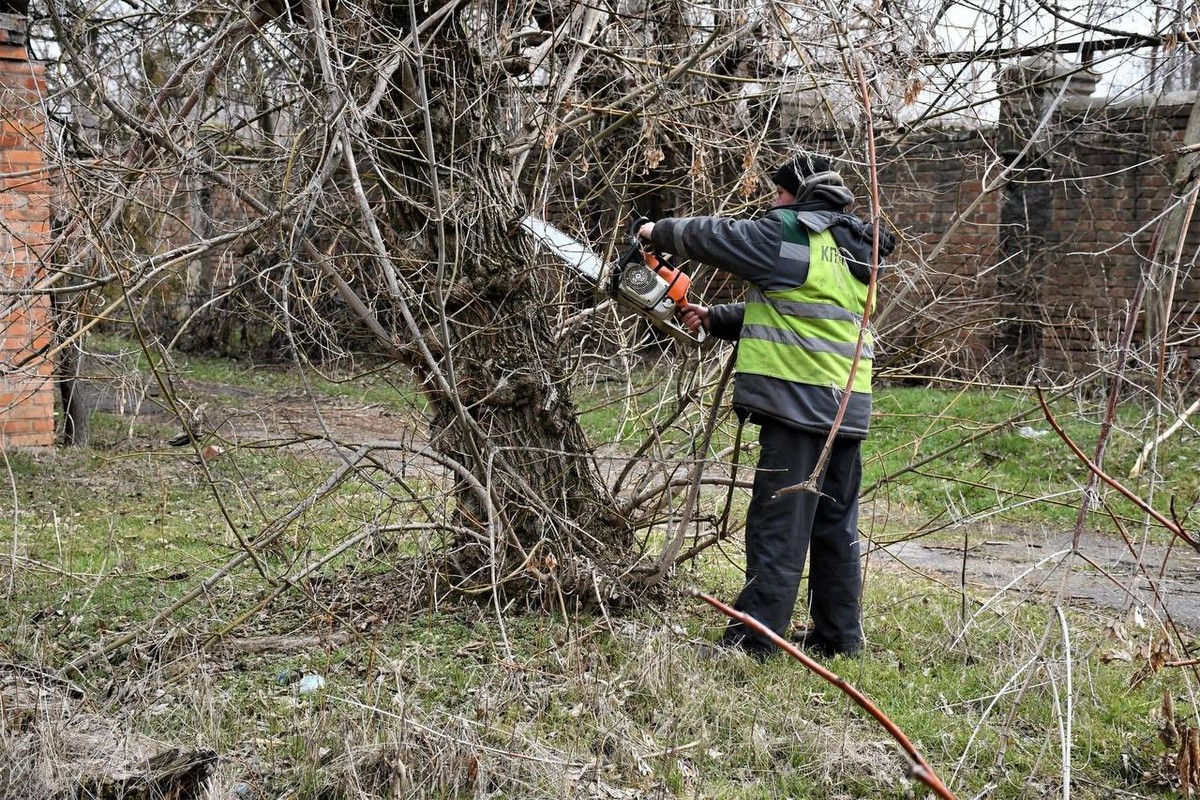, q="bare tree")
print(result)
[25,0,1200,615]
